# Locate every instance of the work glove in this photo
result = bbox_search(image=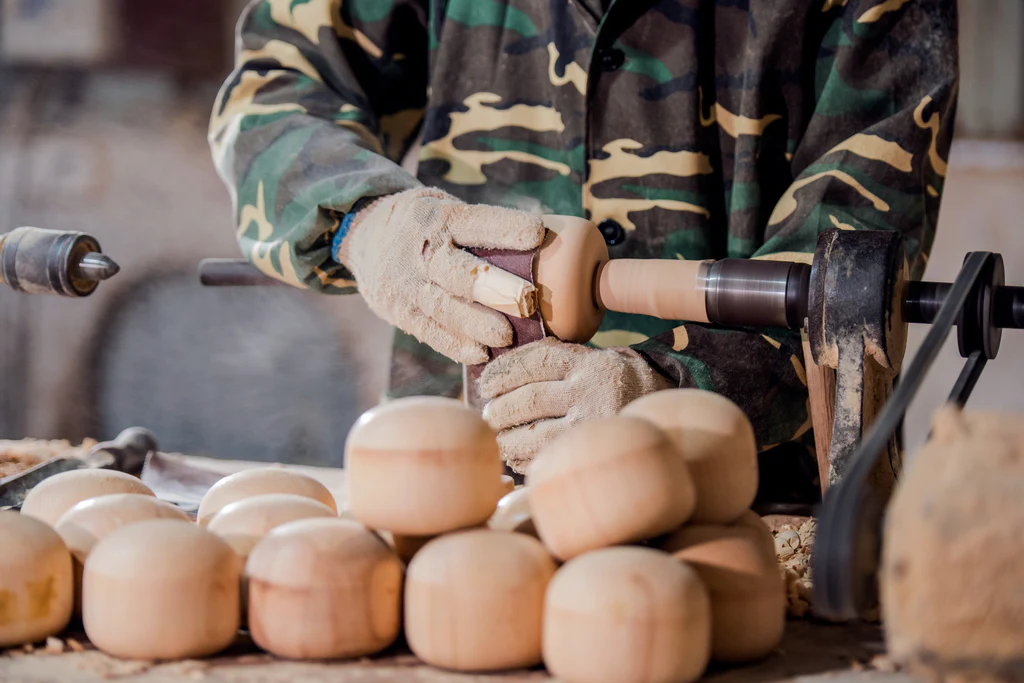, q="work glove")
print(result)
[478,337,674,473]
[337,187,546,366]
